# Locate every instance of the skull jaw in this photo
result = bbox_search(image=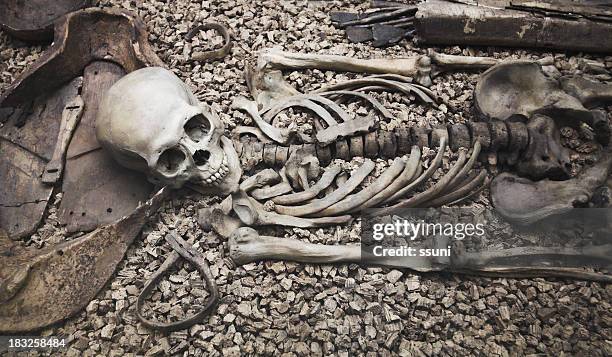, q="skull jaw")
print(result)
[187,136,242,196]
